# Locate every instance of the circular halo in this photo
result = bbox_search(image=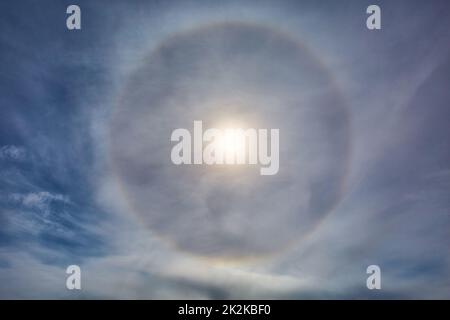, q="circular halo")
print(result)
[109,21,351,261]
